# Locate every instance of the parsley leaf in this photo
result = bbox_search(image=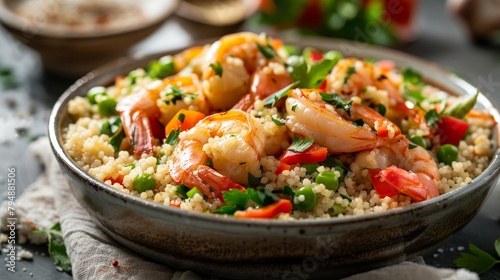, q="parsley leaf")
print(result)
[343,66,356,84]
[353,119,364,127]
[424,109,441,127]
[291,104,297,111]
[247,187,279,207]
[214,189,249,214]
[454,243,500,274]
[248,172,261,187]
[263,81,300,107]
[256,41,277,59]
[401,66,423,85]
[165,128,180,146]
[271,116,285,126]
[209,61,223,77]
[306,51,342,88]
[289,135,314,152]
[32,222,72,273]
[320,93,353,114]
[163,85,198,105]
[378,104,386,116]
[178,113,185,123]
[176,184,190,199]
